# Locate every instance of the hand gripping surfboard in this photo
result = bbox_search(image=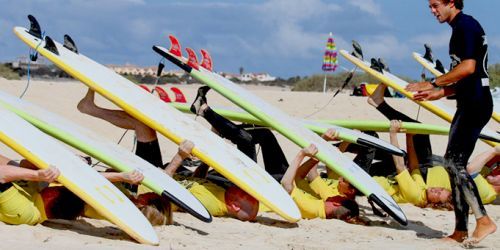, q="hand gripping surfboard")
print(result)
[13,26,300,222]
[153,36,408,225]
